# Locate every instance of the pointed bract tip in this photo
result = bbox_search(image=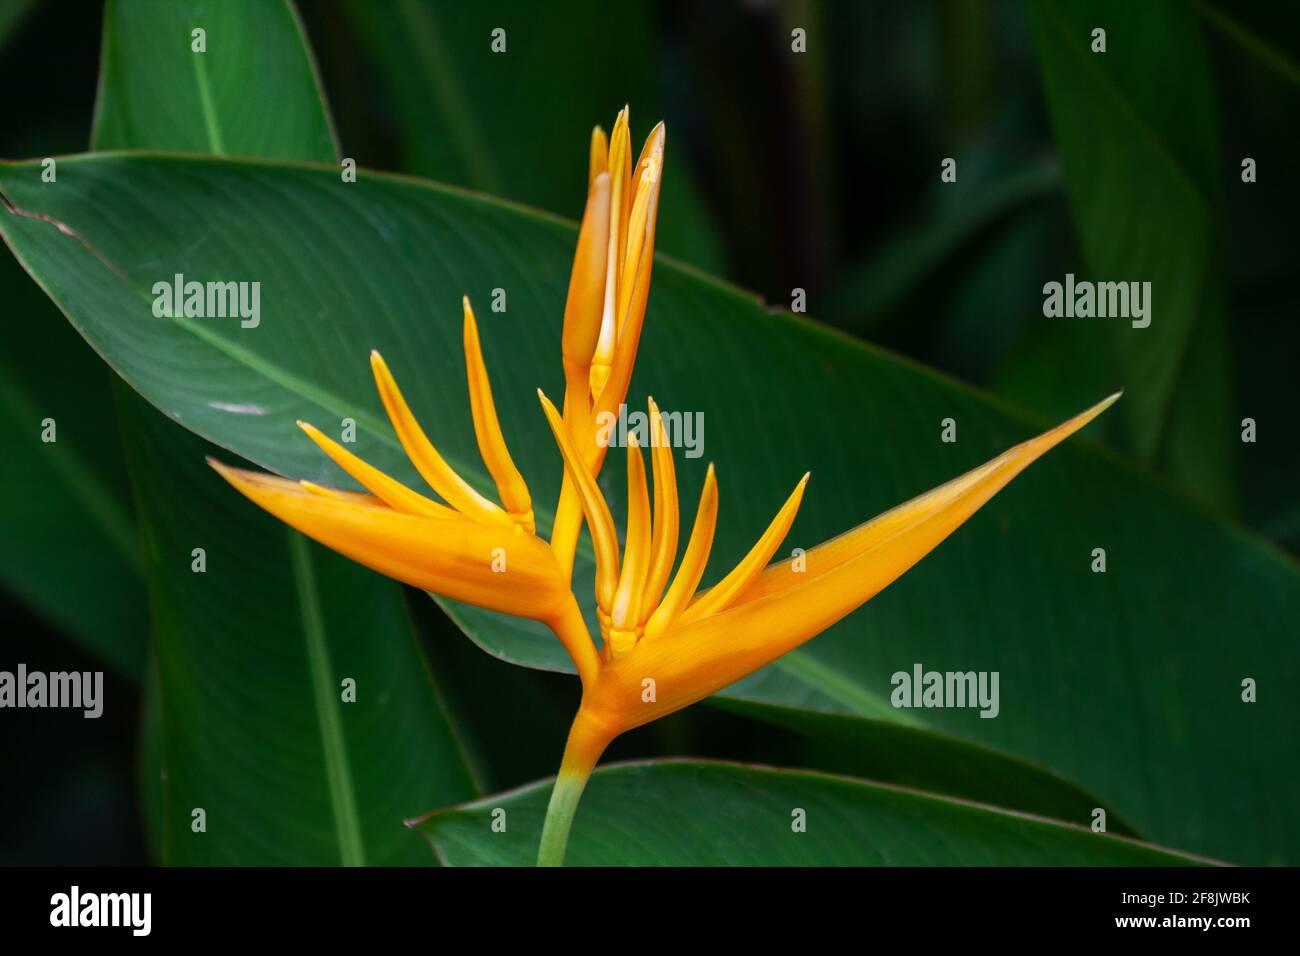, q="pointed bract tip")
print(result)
[206,457,236,480]
[1086,390,1124,417]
